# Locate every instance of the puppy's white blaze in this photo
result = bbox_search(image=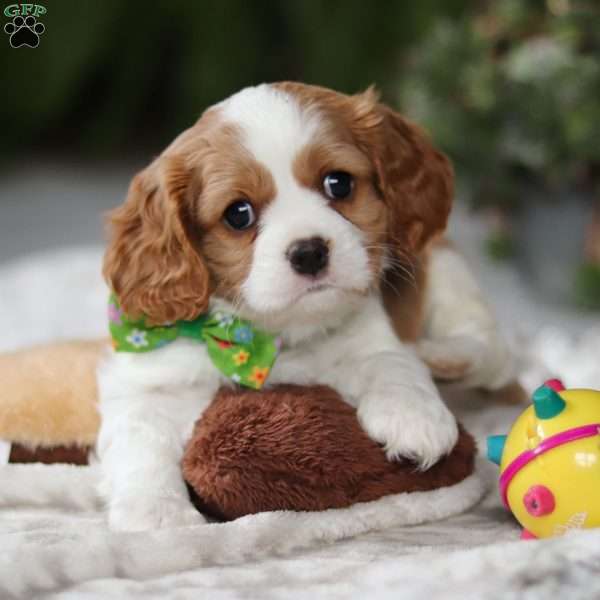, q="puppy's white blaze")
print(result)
[222,84,372,316]
[220,84,321,181]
